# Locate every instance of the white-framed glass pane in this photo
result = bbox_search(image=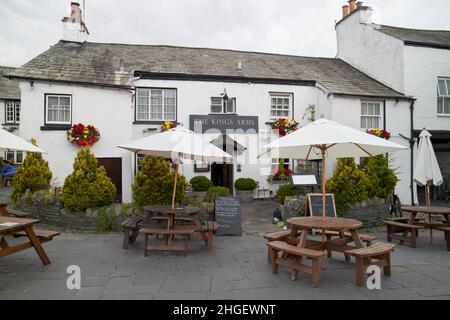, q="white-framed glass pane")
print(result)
[16,151,23,164]
[438,79,446,96]
[211,97,222,113]
[445,98,450,114]
[225,99,235,113]
[5,151,15,163]
[14,102,20,123]
[136,89,150,120]
[46,95,71,124]
[270,94,291,119]
[5,101,14,123]
[437,97,443,114]
[446,80,450,96]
